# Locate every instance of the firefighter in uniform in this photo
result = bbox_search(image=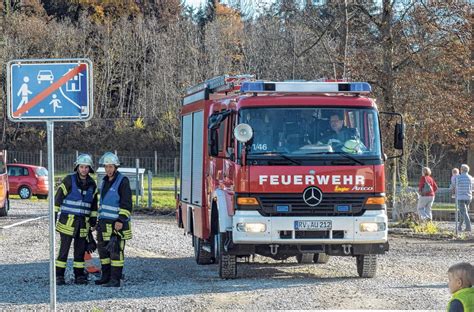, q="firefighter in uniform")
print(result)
[95,152,132,287]
[55,154,98,285]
